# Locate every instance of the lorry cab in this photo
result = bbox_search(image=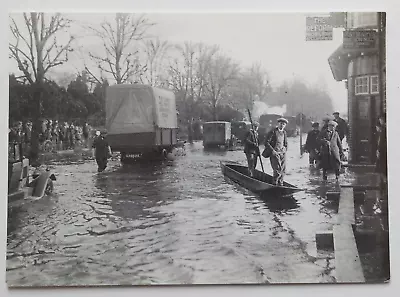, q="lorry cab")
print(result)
[202,121,231,150]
